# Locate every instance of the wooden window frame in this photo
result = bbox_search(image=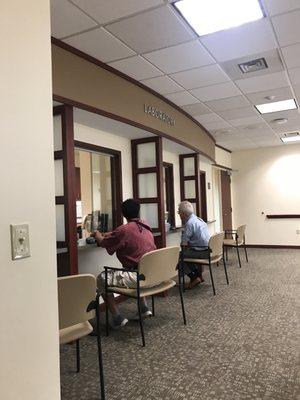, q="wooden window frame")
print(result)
[74,140,123,229]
